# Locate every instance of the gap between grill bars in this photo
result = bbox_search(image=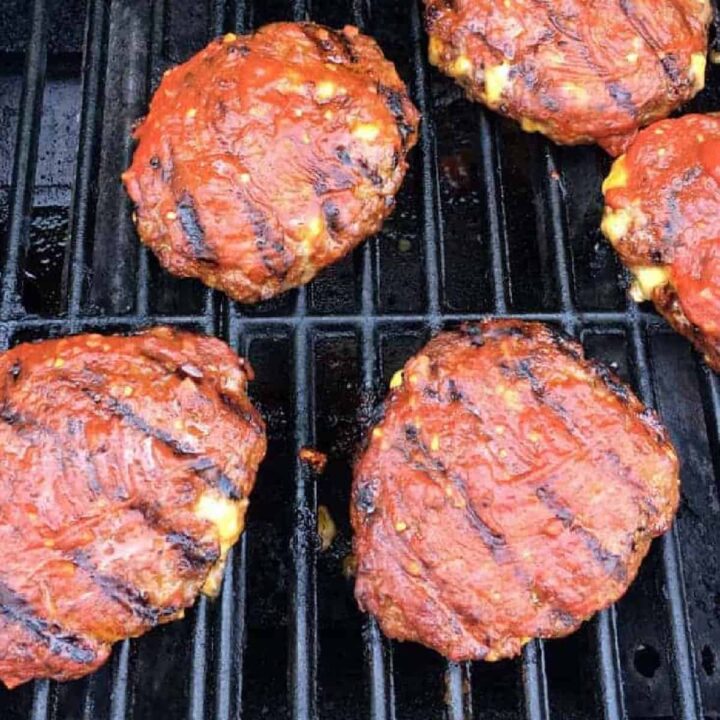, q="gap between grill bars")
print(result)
[1,0,716,718]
